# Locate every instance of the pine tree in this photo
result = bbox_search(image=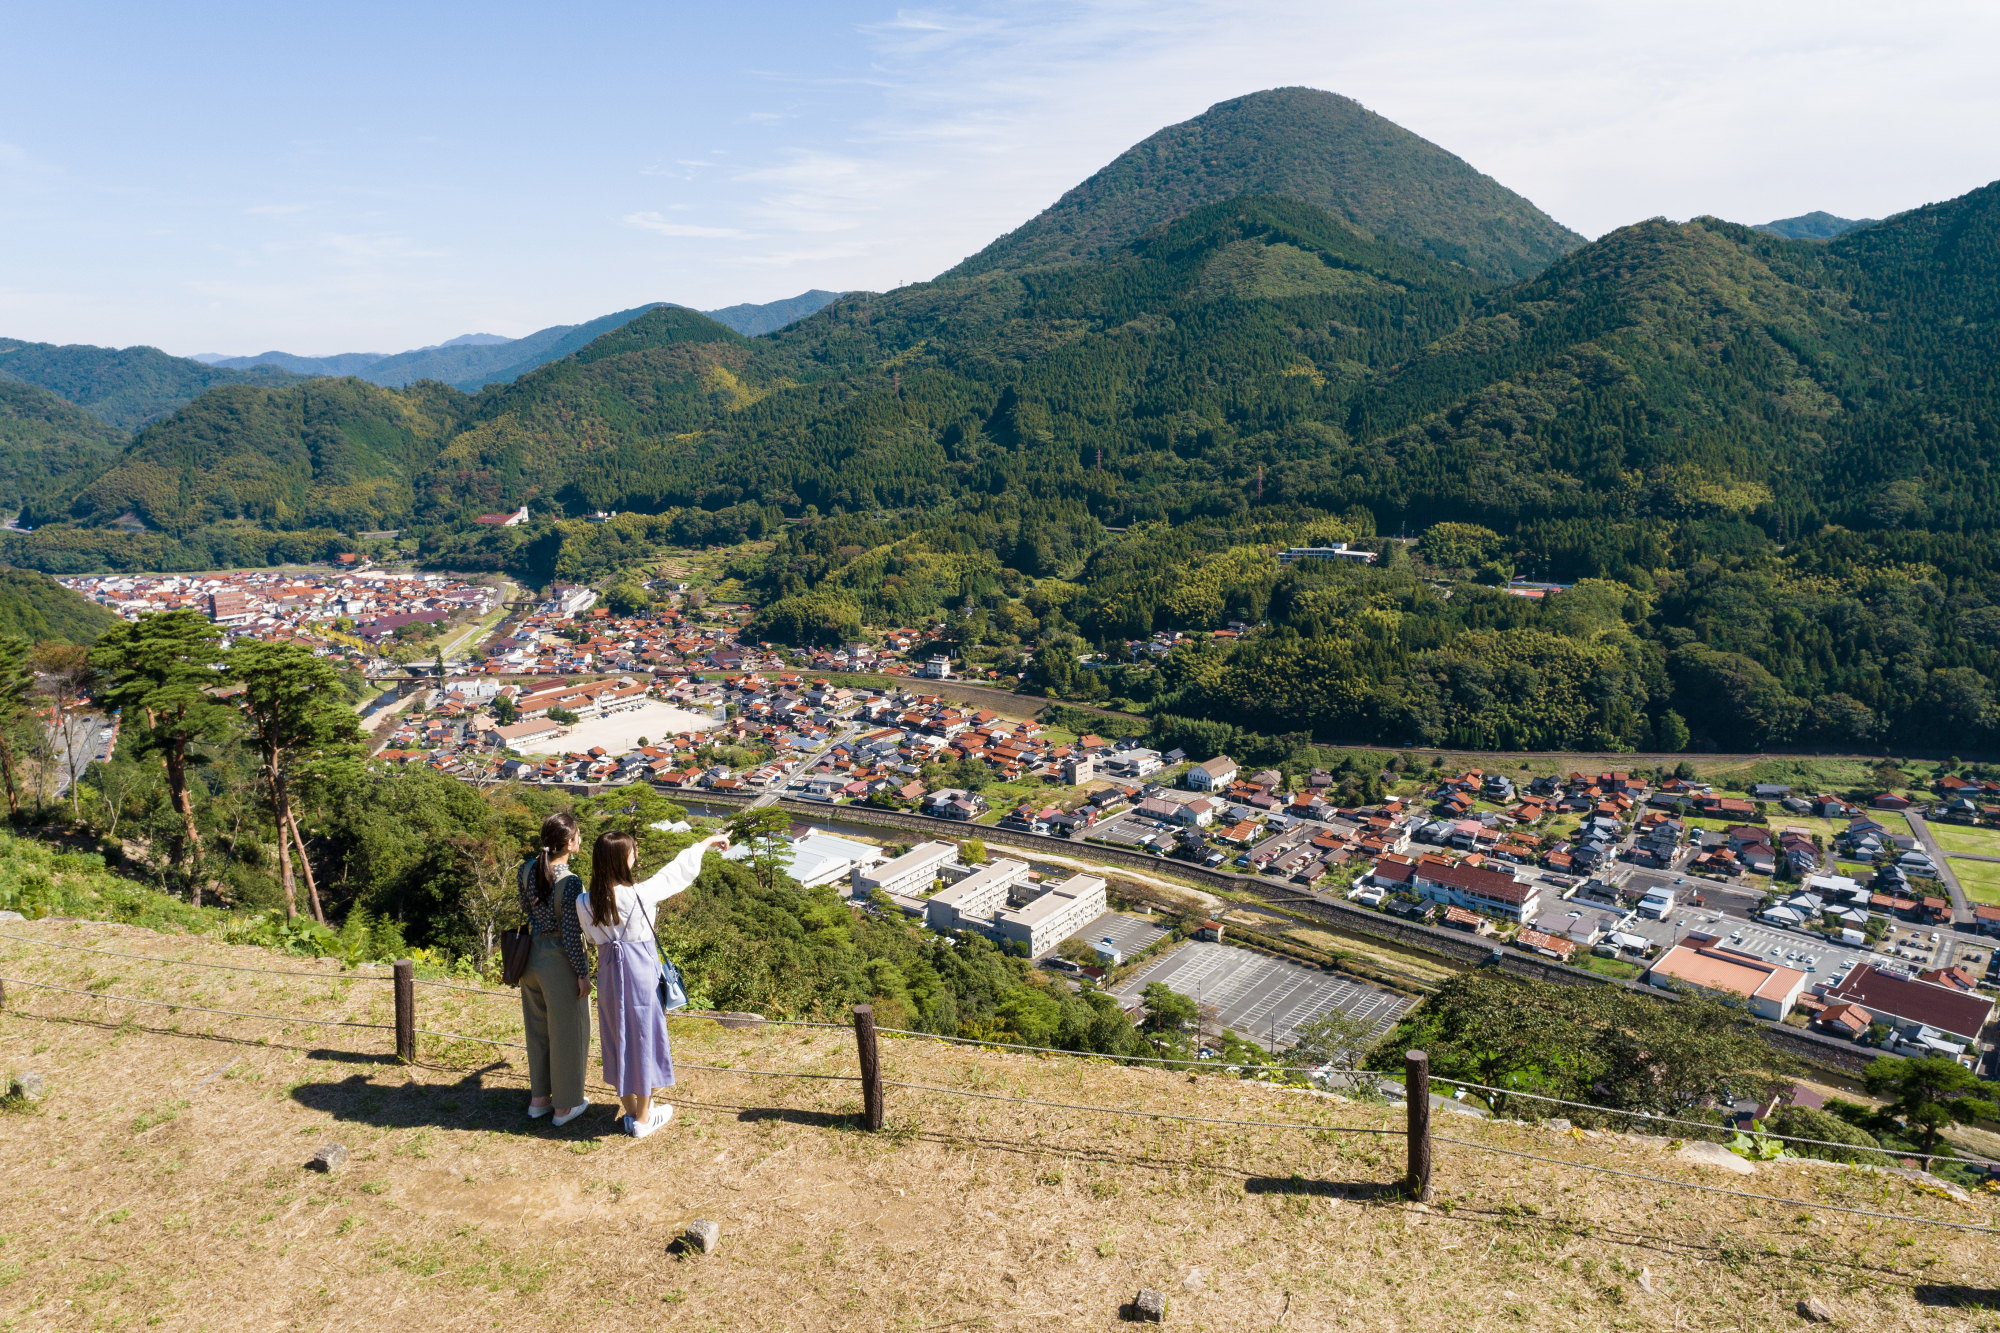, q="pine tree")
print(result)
[231,641,363,923]
[90,610,235,903]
